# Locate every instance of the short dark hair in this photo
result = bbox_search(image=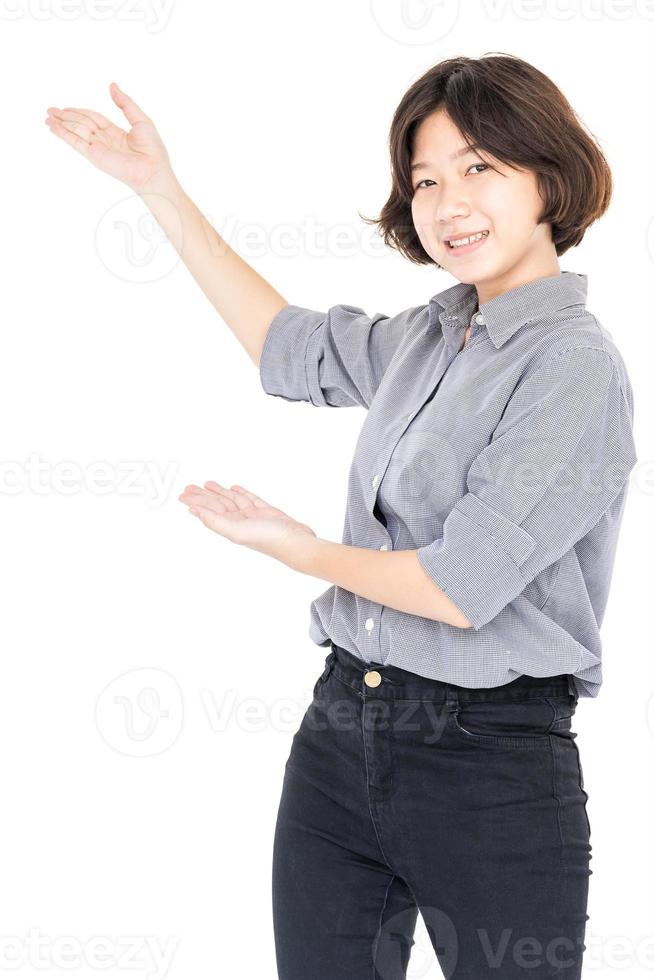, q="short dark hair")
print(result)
[360,53,612,267]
